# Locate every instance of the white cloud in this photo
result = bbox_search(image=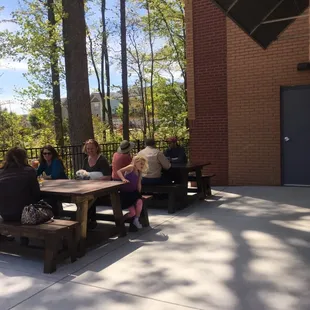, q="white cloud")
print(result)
[0,99,30,115]
[0,59,28,71]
